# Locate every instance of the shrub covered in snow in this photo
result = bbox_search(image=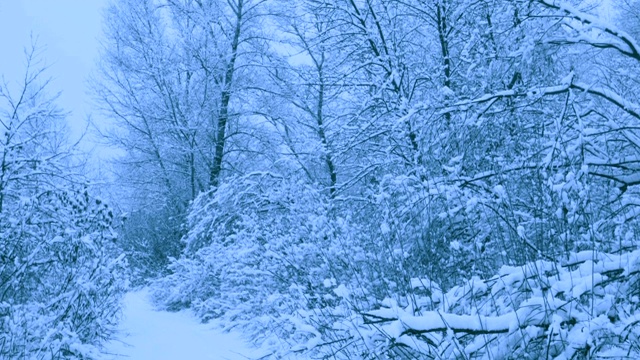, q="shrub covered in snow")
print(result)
[153,172,640,358]
[151,173,363,345]
[0,47,127,359]
[358,249,640,359]
[0,188,128,359]
[148,1,640,359]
